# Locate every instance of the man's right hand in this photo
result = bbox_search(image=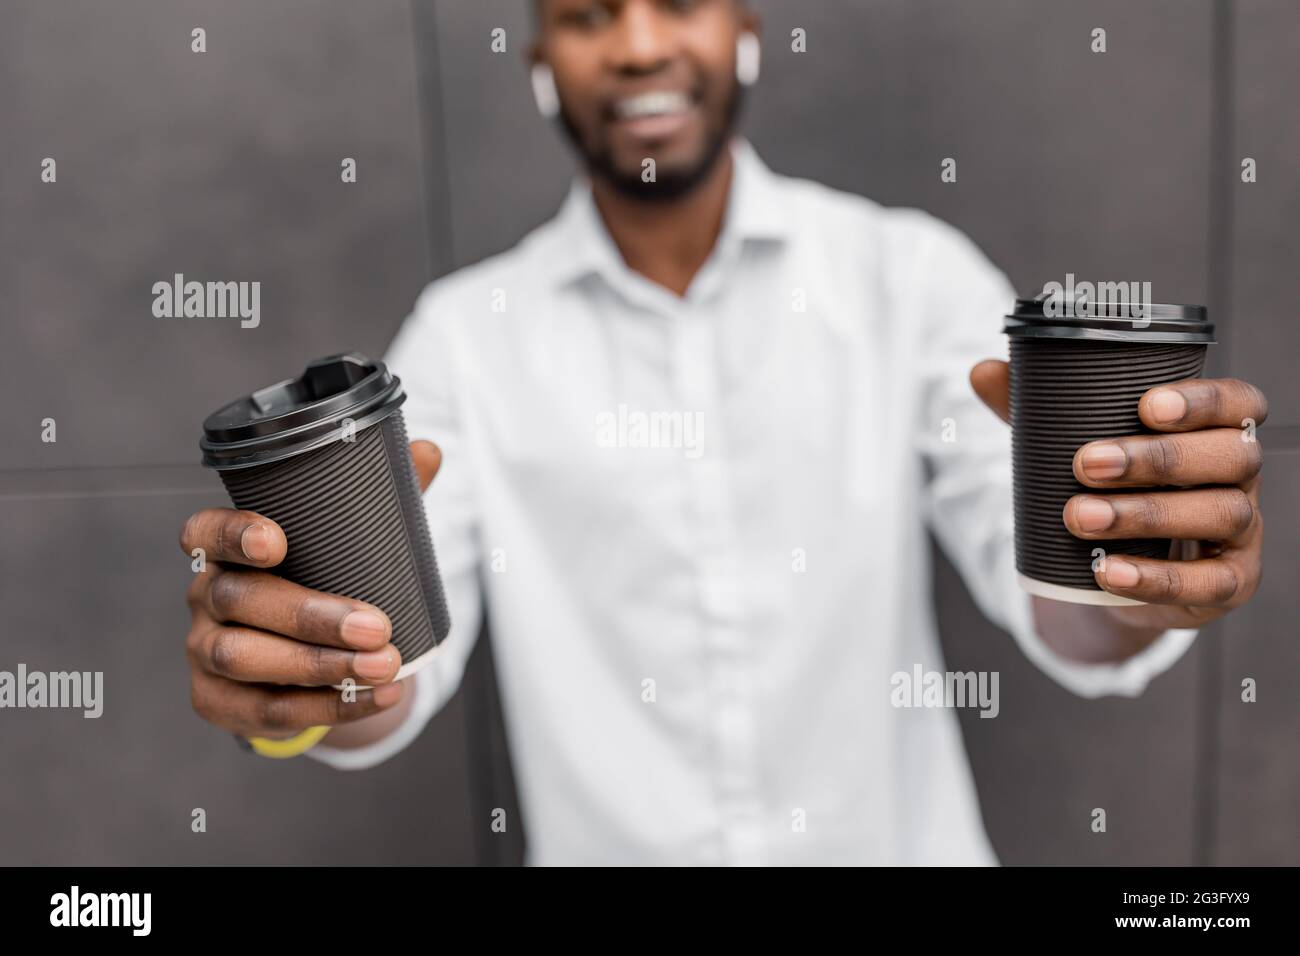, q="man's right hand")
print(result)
[182,440,442,740]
